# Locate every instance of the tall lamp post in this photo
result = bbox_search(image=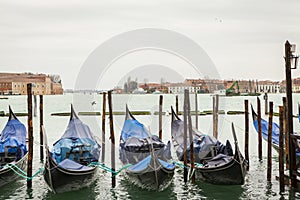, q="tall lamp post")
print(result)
[285,40,299,188]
